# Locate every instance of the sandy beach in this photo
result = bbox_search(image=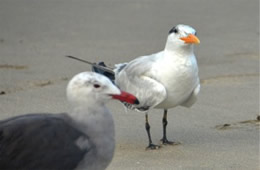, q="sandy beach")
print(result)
[0,0,259,169]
